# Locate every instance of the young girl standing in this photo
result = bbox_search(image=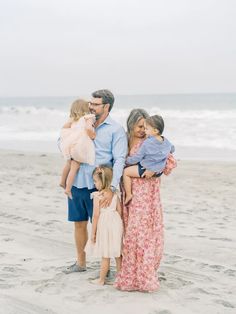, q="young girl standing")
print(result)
[59,99,96,199]
[86,165,123,285]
